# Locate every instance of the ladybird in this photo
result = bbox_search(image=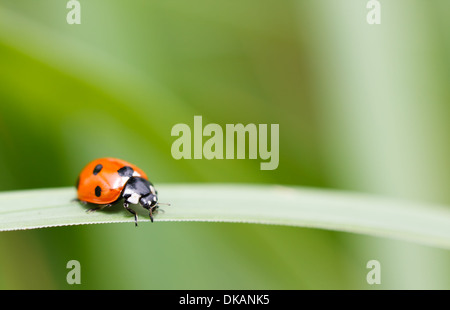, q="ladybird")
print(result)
[76,157,166,226]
